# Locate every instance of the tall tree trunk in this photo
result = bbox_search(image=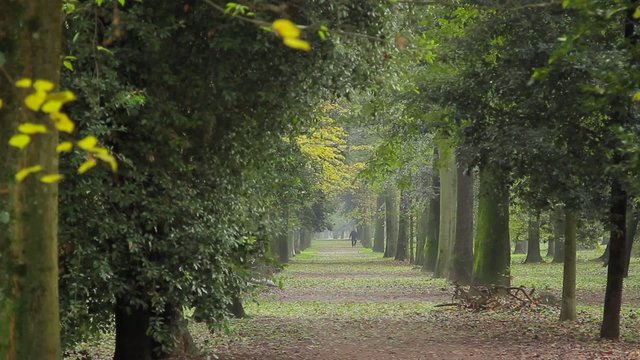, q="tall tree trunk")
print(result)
[435,145,456,278]
[114,300,154,360]
[449,163,473,284]
[552,207,565,263]
[288,231,295,257]
[361,223,372,248]
[409,213,415,264]
[472,163,511,286]
[547,237,555,258]
[560,208,577,321]
[395,190,409,261]
[294,230,301,254]
[0,2,63,359]
[415,203,428,266]
[600,178,627,339]
[524,211,543,263]
[373,194,385,252]
[423,150,440,272]
[383,185,399,258]
[624,206,638,277]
